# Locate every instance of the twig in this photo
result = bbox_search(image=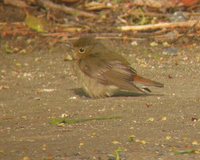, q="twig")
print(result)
[154,32,200,40]
[0,22,83,37]
[66,33,146,41]
[37,0,97,18]
[85,2,112,11]
[129,10,169,18]
[171,20,200,43]
[130,0,175,9]
[118,20,200,31]
[4,0,28,8]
